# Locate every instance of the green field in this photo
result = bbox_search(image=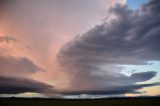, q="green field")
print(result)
[0,97,160,106]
